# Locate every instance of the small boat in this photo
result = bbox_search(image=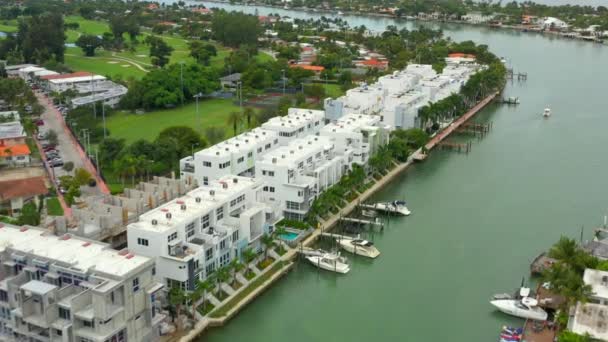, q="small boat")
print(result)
[306,252,350,274]
[490,287,548,321]
[373,201,411,216]
[499,326,523,342]
[492,293,513,300]
[361,209,377,218]
[542,107,551,118]
[337,11,344,15]
[500,57,507,64]
[337,237,380,258]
